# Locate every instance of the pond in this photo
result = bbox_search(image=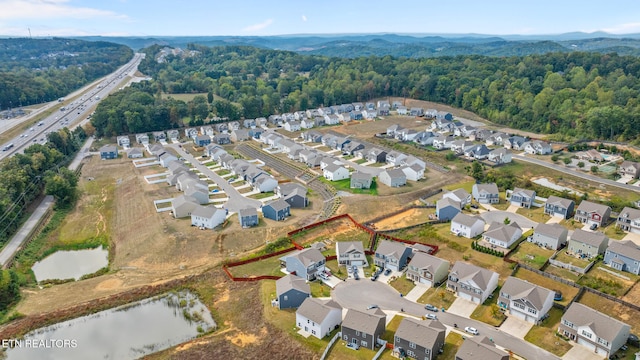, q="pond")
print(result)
[4,291,216,360]
[31,247,109,282]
